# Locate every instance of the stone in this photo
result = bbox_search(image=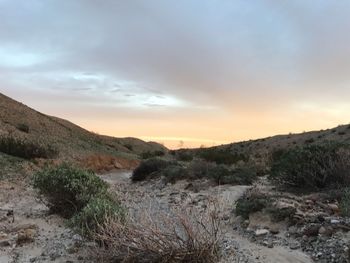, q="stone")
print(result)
[0,232,8,240]
[318,226,327,235]
[269,226,280,235]
[328,204,340,214]
[331,219,340,224]
[255,229,269,236]
[72,234,83,242]
[305,200,314,205]
[242,220,250,228]
[17,228,36,245]
[304,224,321,237]
[263,240,274,248]
[289,242,301,250]
[0,239,11,247]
